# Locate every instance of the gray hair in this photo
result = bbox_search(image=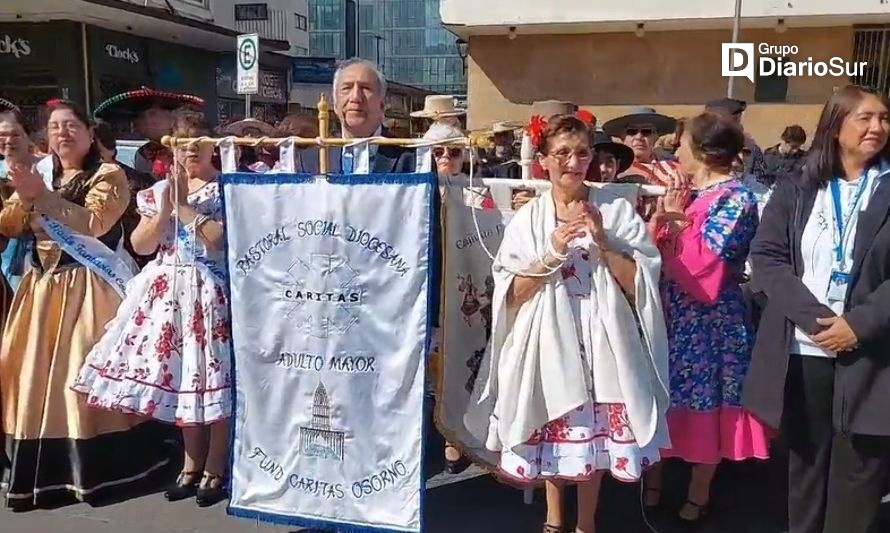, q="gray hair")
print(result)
[332,58,387,106]
[422,122,465,143]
